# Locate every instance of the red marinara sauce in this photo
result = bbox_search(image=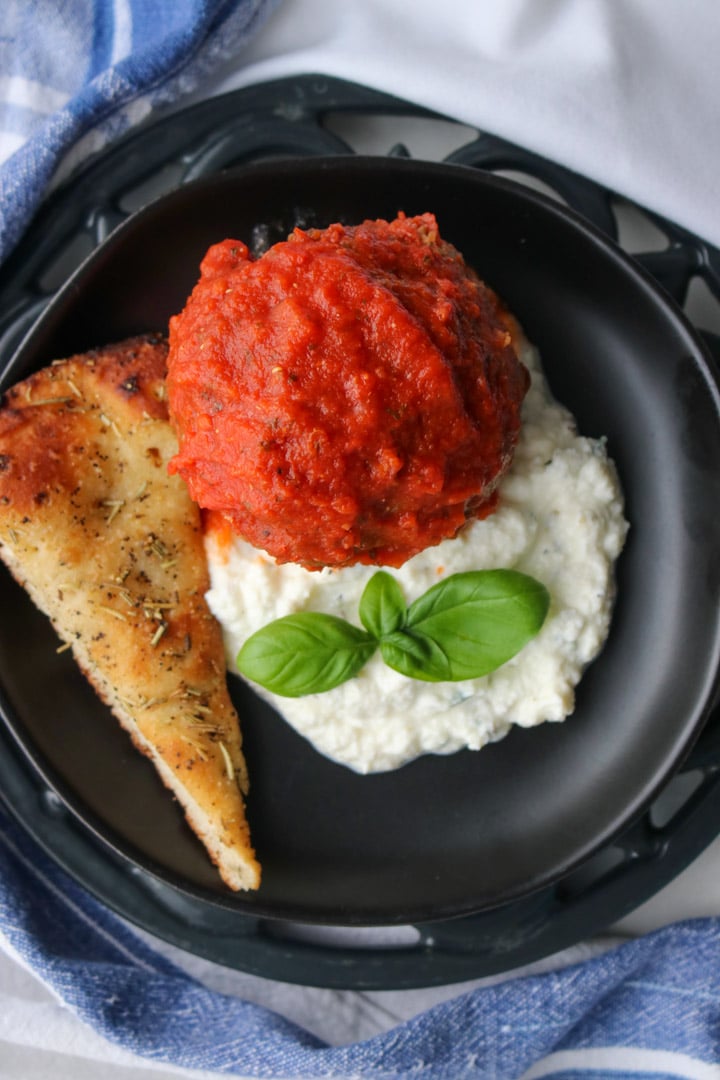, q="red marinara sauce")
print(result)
[166,213,529,569]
